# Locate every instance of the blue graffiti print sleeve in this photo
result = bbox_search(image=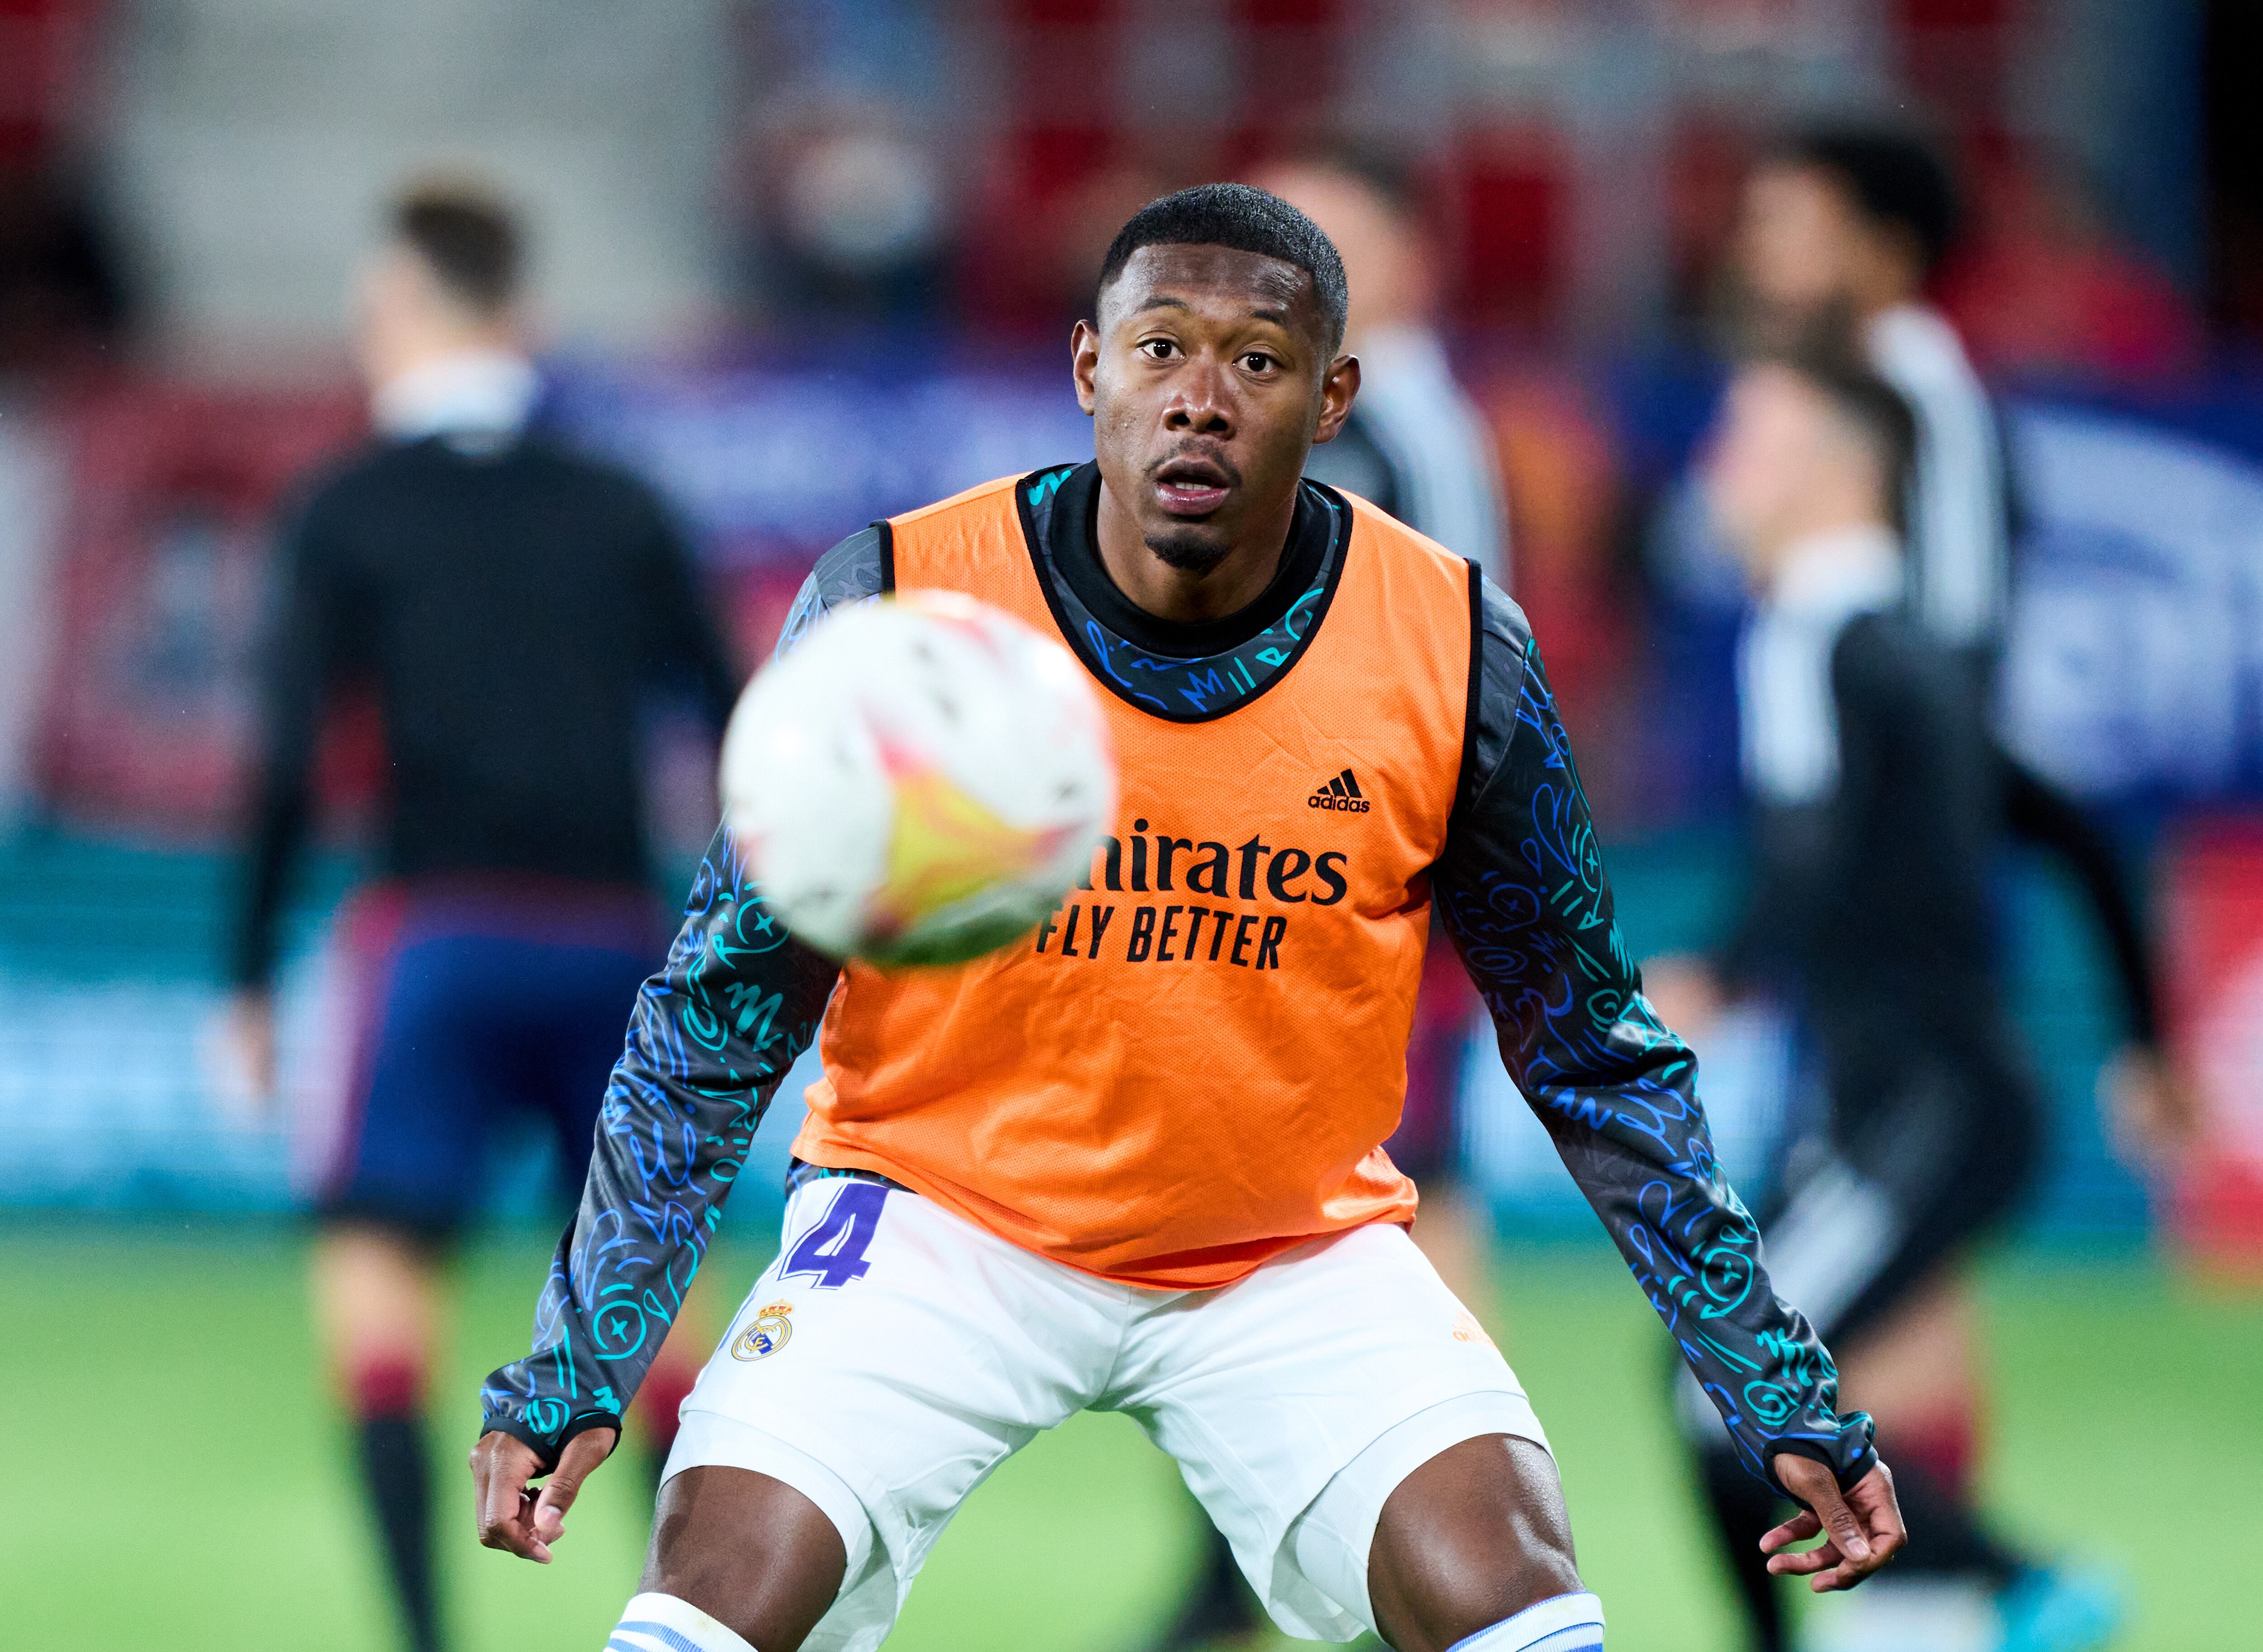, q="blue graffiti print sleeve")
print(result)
[479,529,877,1463]
[478,828,838,1464]
[1432,579,1878,1497]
